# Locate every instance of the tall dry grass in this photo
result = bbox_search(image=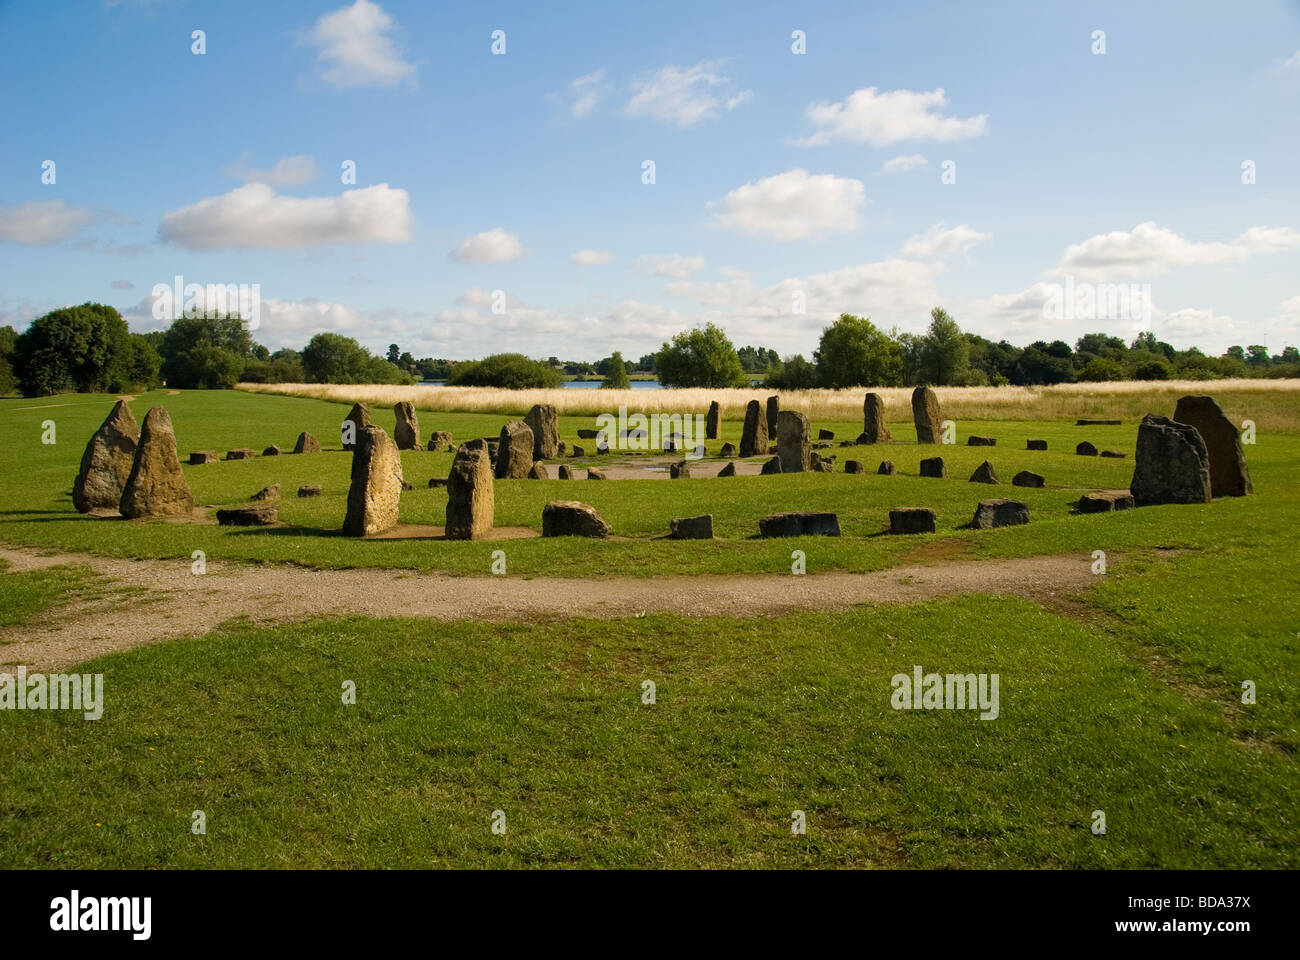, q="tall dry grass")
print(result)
[236,379,1300,430]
